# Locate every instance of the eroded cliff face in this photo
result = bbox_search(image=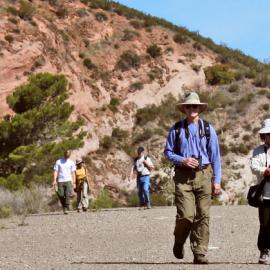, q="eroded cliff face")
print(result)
[0,0,266,204]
